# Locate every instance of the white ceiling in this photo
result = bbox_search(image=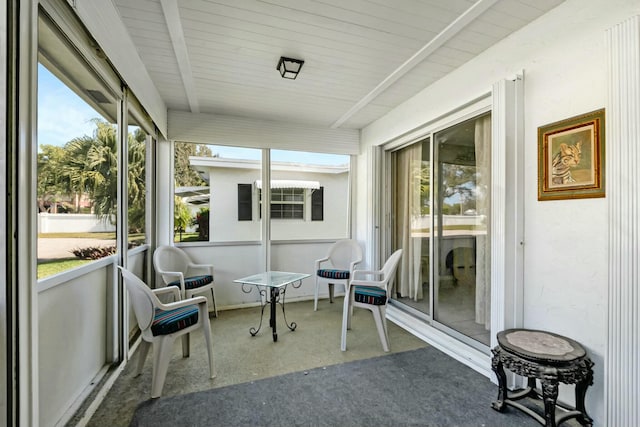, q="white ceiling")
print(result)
[112,0,564,130]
